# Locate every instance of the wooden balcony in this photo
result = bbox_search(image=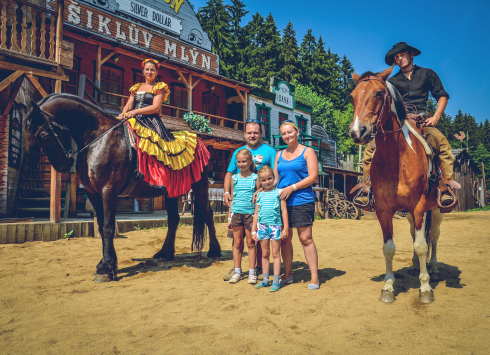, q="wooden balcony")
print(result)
[0,0,59,66]
[76,79,246,143]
